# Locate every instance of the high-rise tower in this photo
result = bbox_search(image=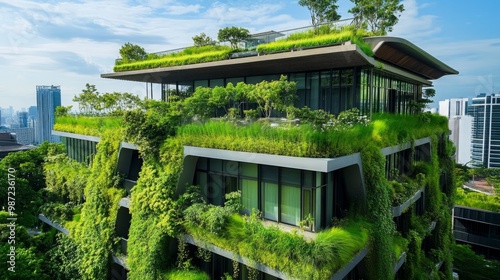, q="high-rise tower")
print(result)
[36,85,61,144]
